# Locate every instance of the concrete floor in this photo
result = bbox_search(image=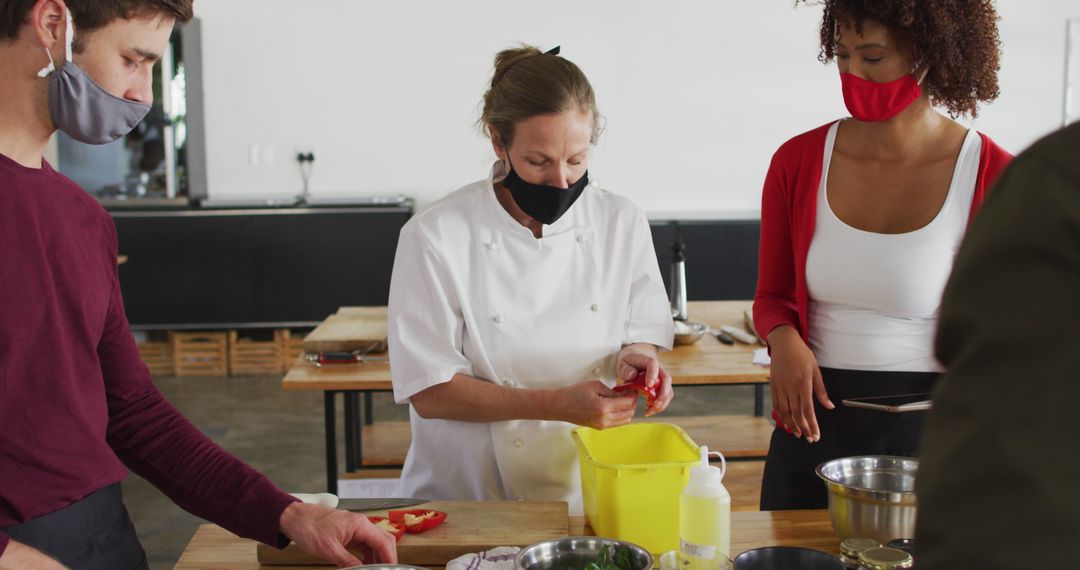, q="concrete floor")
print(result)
[124,374,760,570]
